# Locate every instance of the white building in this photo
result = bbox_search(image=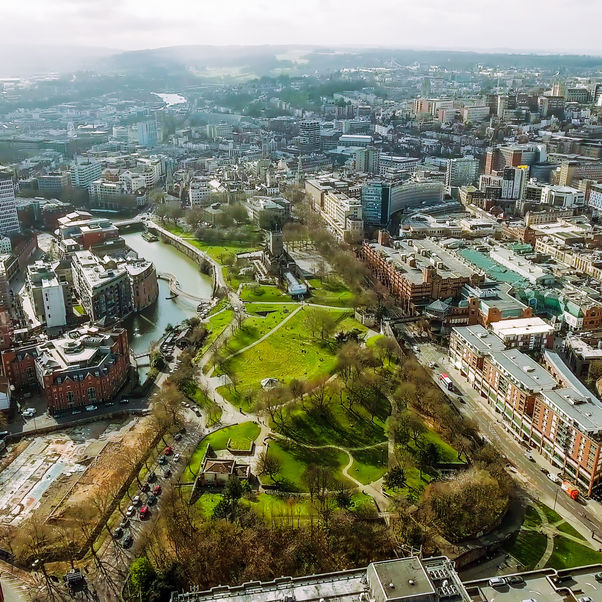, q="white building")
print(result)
[41,276,67,328]
[136,157,162,188]
[0,236,11,254]
[71,157,102,189]
[0,170,21,235]
[541,185,585,209]
[588,183,602,215]
[189,176,211,207]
